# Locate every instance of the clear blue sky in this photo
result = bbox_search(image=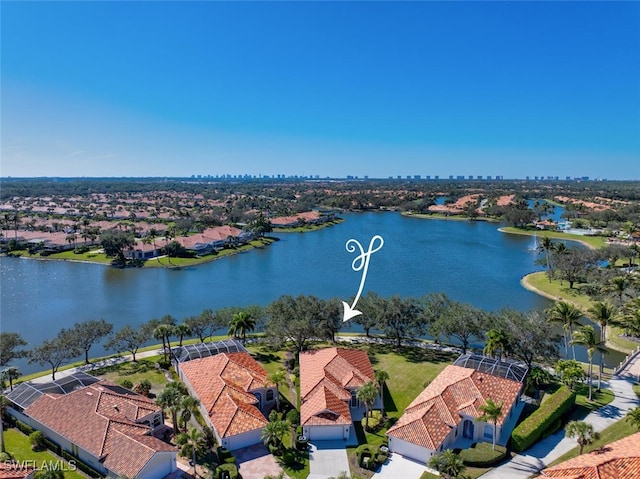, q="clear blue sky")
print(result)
[2,1,639,179]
